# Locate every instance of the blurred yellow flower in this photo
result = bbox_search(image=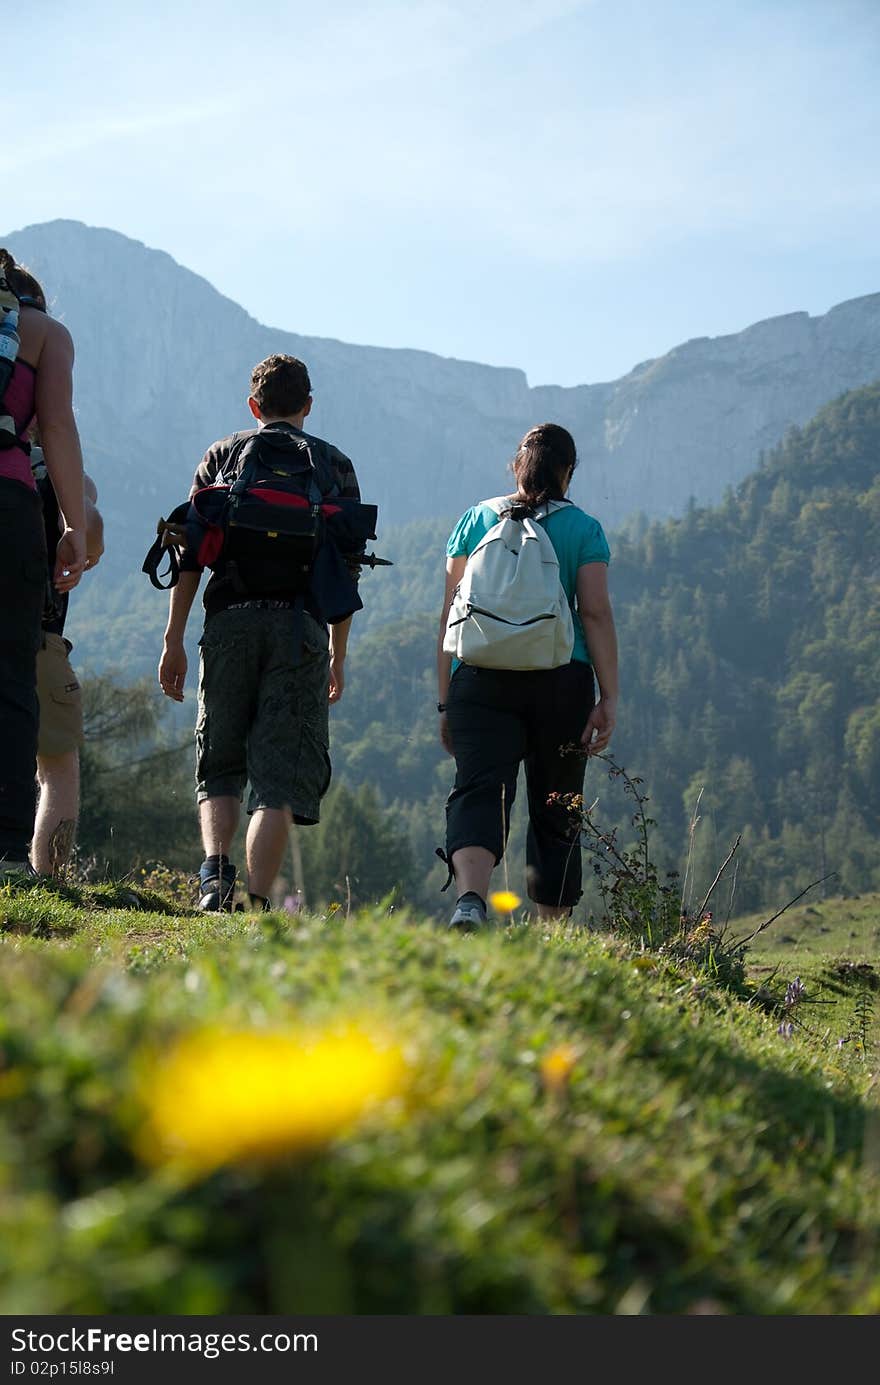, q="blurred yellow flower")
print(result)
[540,1044,577,1094]
[135,1022,409,1173]
[489,890,521,914]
